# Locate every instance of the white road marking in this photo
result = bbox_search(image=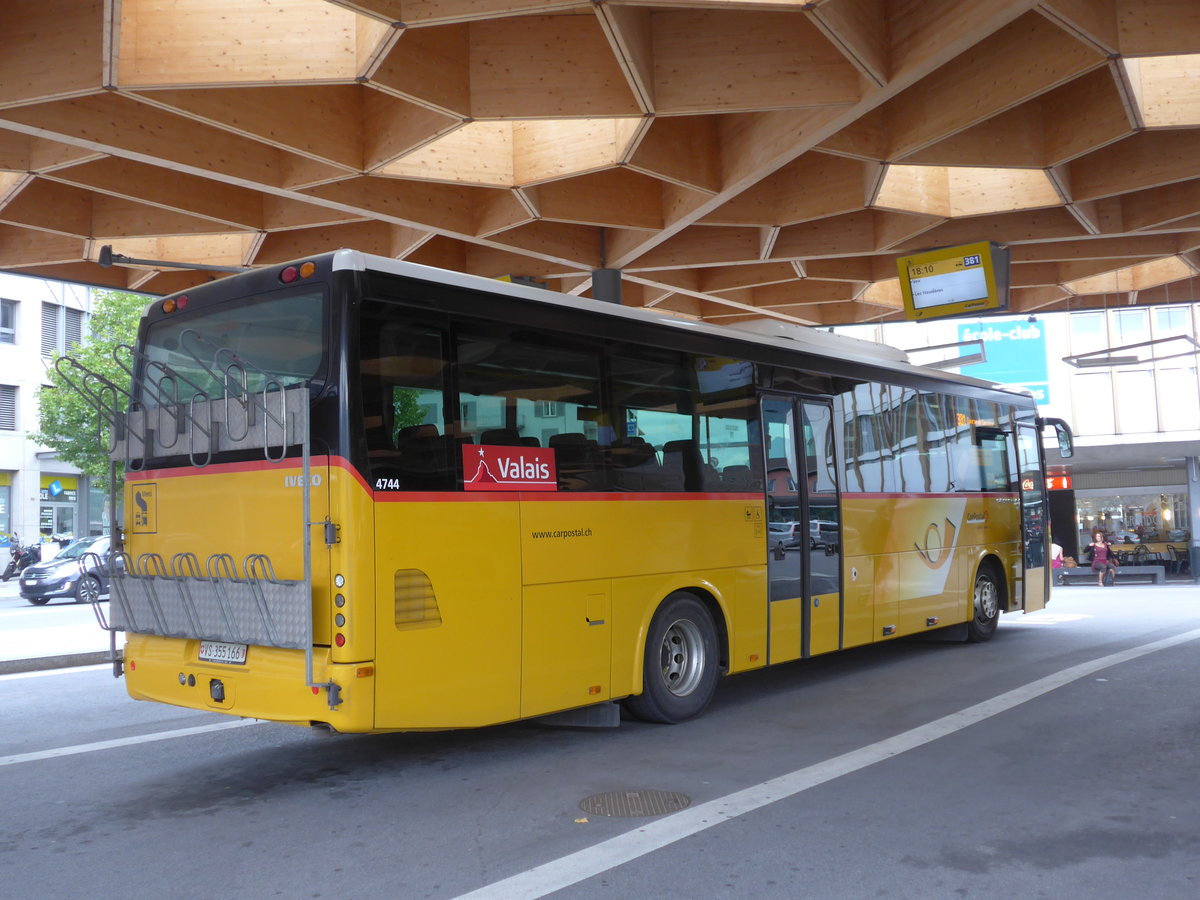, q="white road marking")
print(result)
[0,719,262,767]
[0,664,111,681]
[454,627,1200,900]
